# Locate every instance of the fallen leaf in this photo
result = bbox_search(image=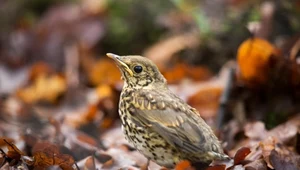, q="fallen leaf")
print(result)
[76,132,98,147]
[244,159,267,170]
[17,73,67,104]
[233,147,251,165]
[259,137,276,169]
[269,149,300,170]
[185,65,212,81]
[87,58,121,86]
[205,165,226,170]
[187,87,223,118]
[163,63,187,84]
[267,115,300,144]
[0,139,24,167]
[144,32,200,70]
[237,38,279,86]
[84,156,96,170]
[244,121,267,140]
[32,141,75,170]
[0,138,14,147]
[64,104,100,129]
[163,63,212,84]
[28,62,53,81]
[175,160,195,170]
